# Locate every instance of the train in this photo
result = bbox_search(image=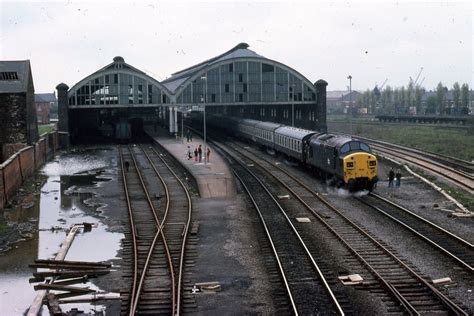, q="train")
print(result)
[206,115,378,191]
